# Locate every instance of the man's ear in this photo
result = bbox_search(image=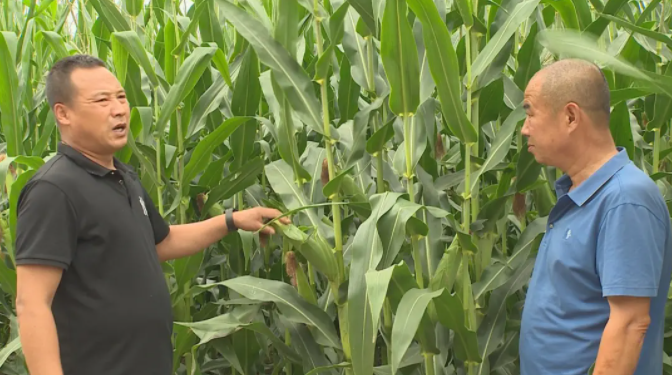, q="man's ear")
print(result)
[564,102,580,133]
[53,103,71,127]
